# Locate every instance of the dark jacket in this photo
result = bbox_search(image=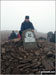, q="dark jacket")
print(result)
[9,32,17,40]
[21,21,34,32]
